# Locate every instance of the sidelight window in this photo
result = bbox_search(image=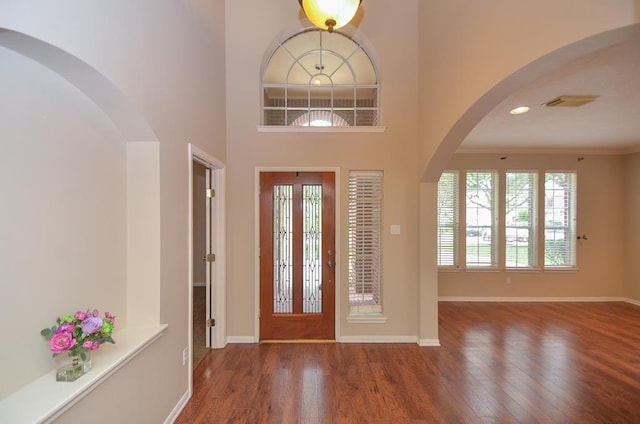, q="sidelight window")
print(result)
[348,171,383,315]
